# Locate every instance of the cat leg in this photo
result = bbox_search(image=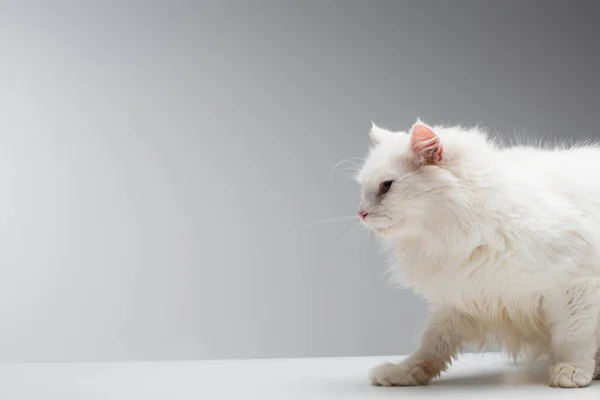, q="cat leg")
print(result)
[594,348,600,379]
[370,307,474,386]
[593,321,600,379]
[545,281,600,388]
